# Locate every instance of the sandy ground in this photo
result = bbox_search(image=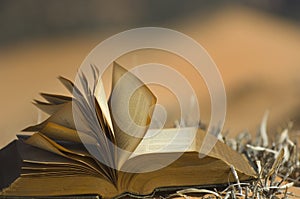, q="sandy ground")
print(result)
[0,4,299,195]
